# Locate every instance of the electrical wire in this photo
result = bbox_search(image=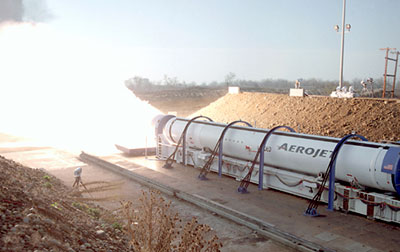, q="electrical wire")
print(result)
[238,125,295,192]
[274,175,304,187]
[270,171,400,212]
[272,173,400,212]
[198,120,252,179]
[334,190,400,211]
[305,134,367,216]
